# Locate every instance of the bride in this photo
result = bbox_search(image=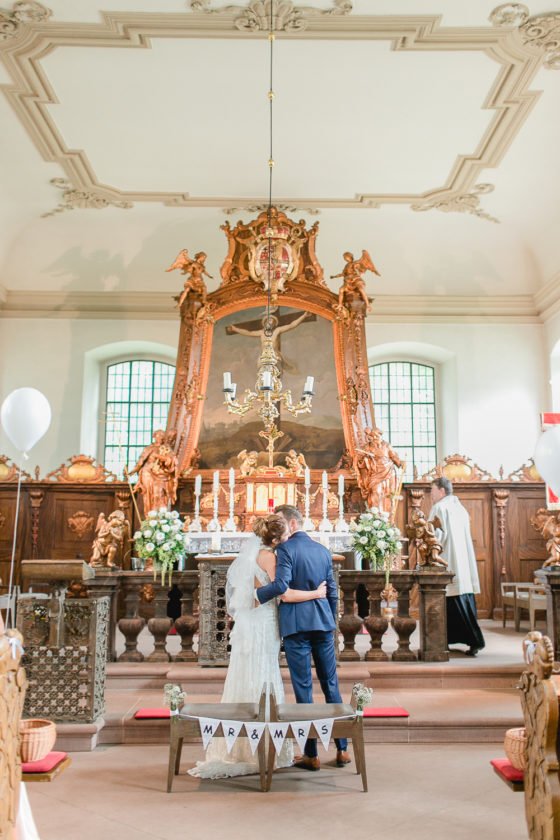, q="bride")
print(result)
[189,514,327,779]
